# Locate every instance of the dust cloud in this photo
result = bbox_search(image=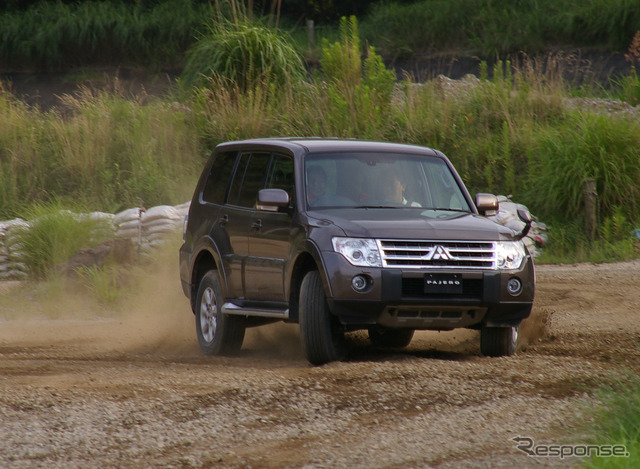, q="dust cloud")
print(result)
[0,241,551,360]
[0,242,306,361]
